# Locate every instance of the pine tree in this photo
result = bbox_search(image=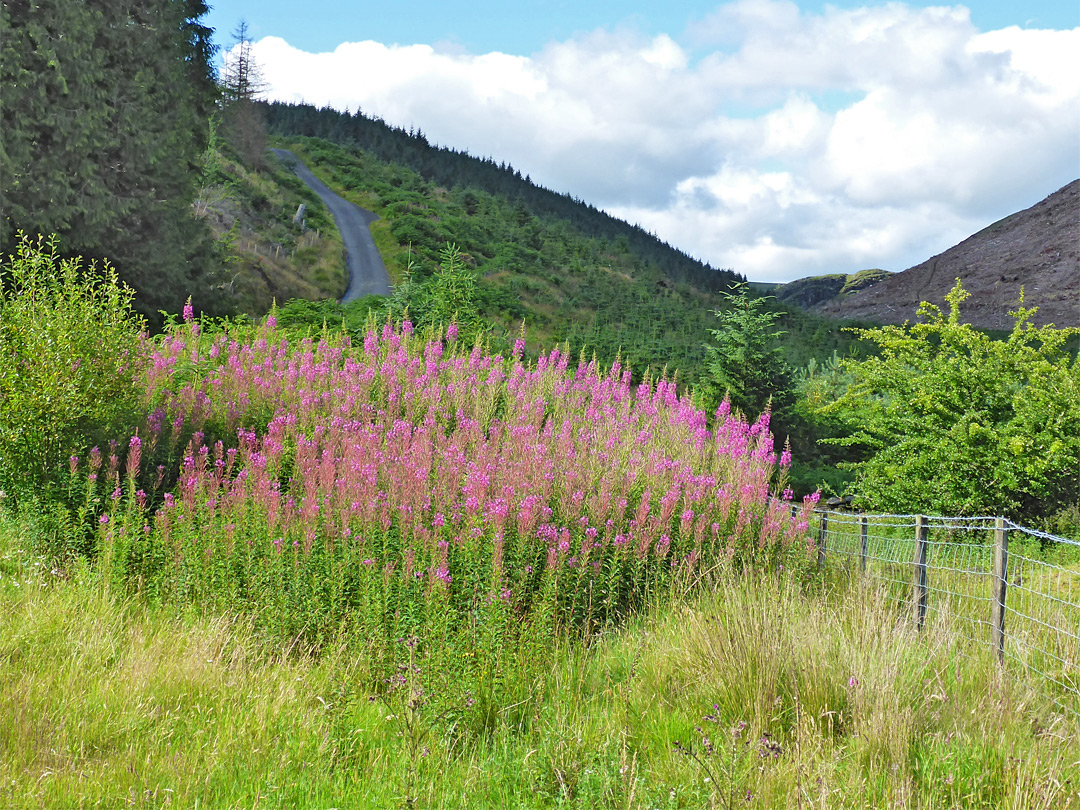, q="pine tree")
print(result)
[698,283,794,419]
